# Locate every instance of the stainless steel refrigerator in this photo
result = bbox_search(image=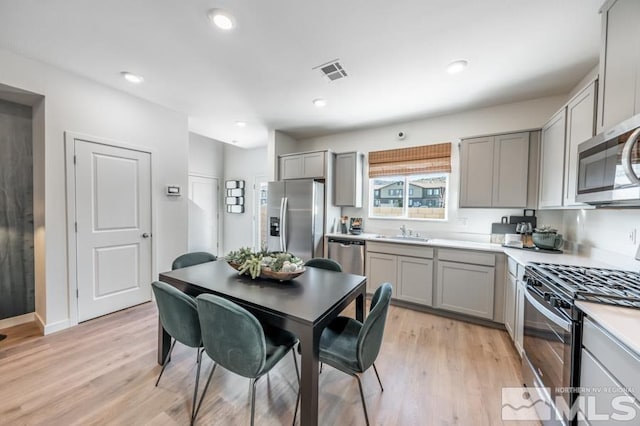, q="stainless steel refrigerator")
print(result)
[267,180,324,261]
